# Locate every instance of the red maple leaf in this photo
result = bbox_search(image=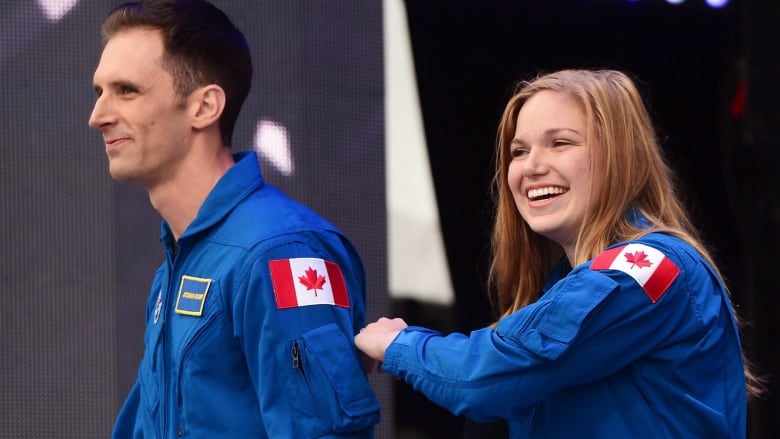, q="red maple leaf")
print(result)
[298,267,327,296]
[624,251,653,269]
